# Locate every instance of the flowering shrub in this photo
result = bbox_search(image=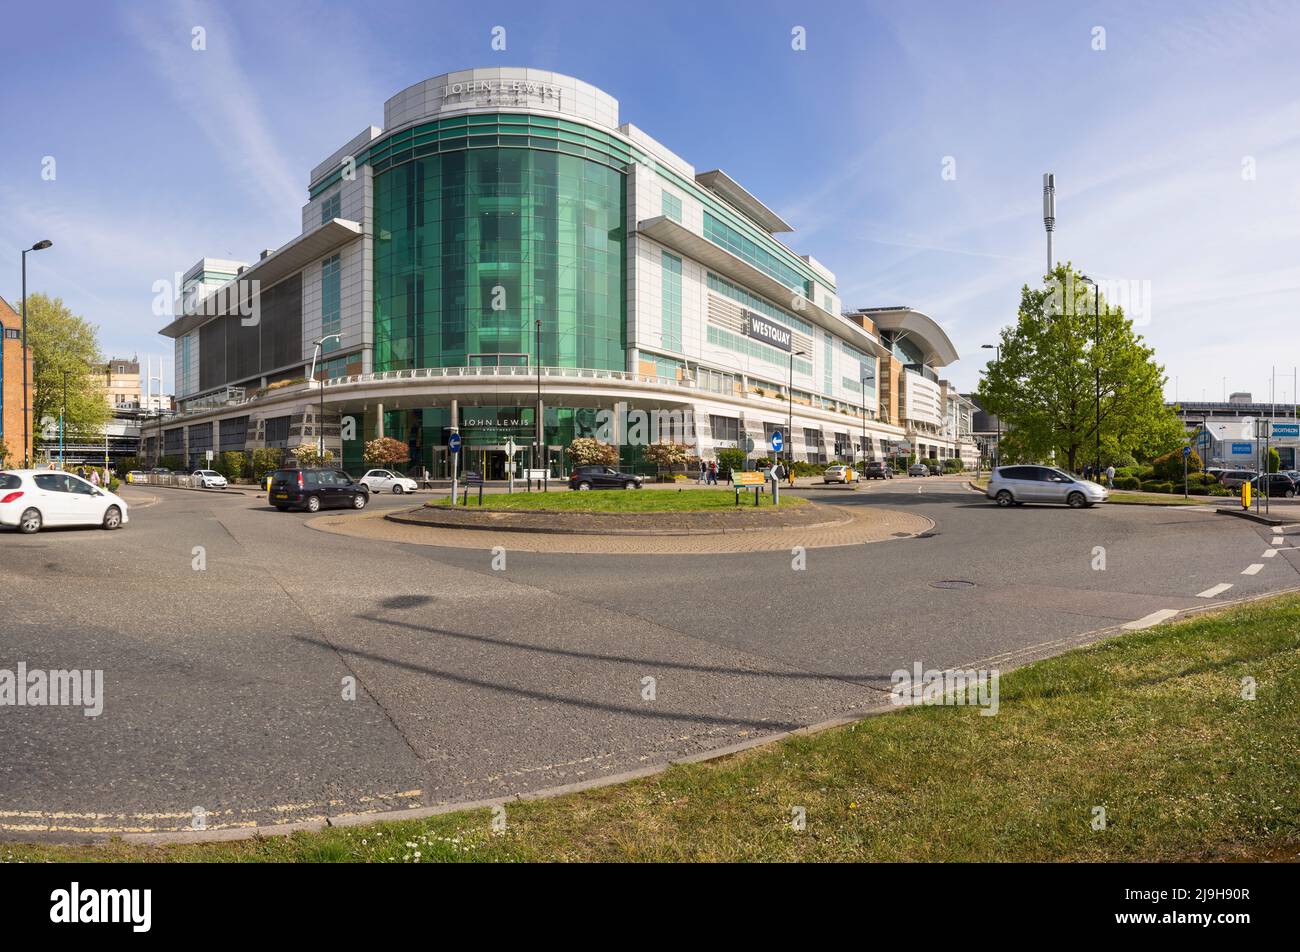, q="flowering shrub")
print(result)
[566,437,618,466]
[364,436,410,467]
